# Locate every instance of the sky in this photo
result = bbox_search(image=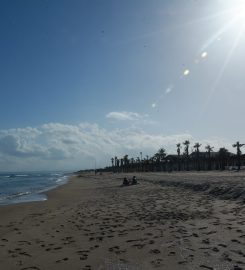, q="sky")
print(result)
[0,0,245,171]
